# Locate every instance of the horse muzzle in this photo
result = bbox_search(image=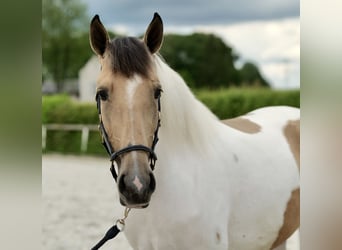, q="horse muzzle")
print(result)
[118,172,156,208]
